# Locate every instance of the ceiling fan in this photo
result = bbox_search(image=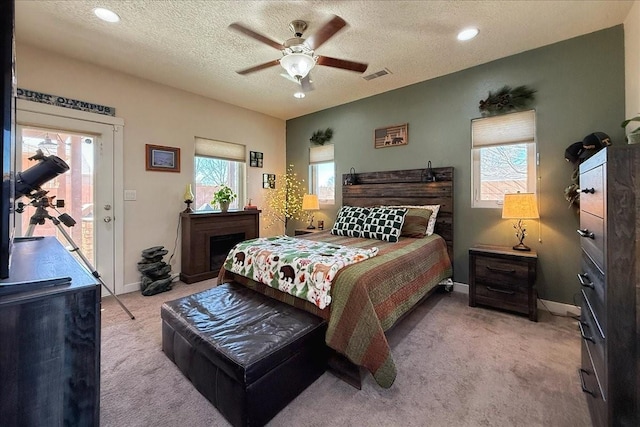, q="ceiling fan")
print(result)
[229,15,368,92]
